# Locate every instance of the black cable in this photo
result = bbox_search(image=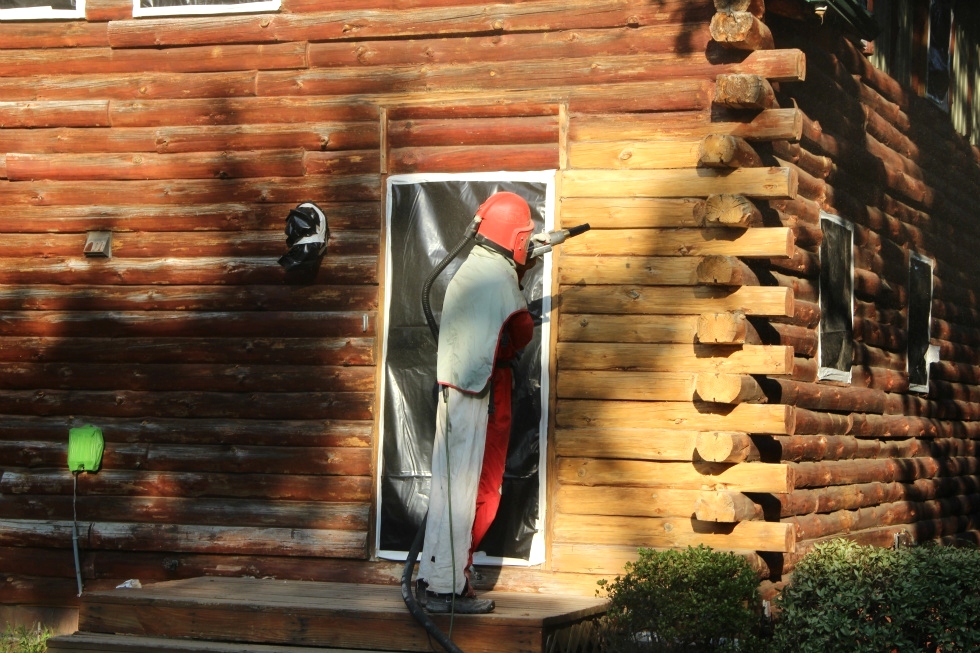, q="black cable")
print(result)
[401,514,463,653]
[401,217,482,653]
